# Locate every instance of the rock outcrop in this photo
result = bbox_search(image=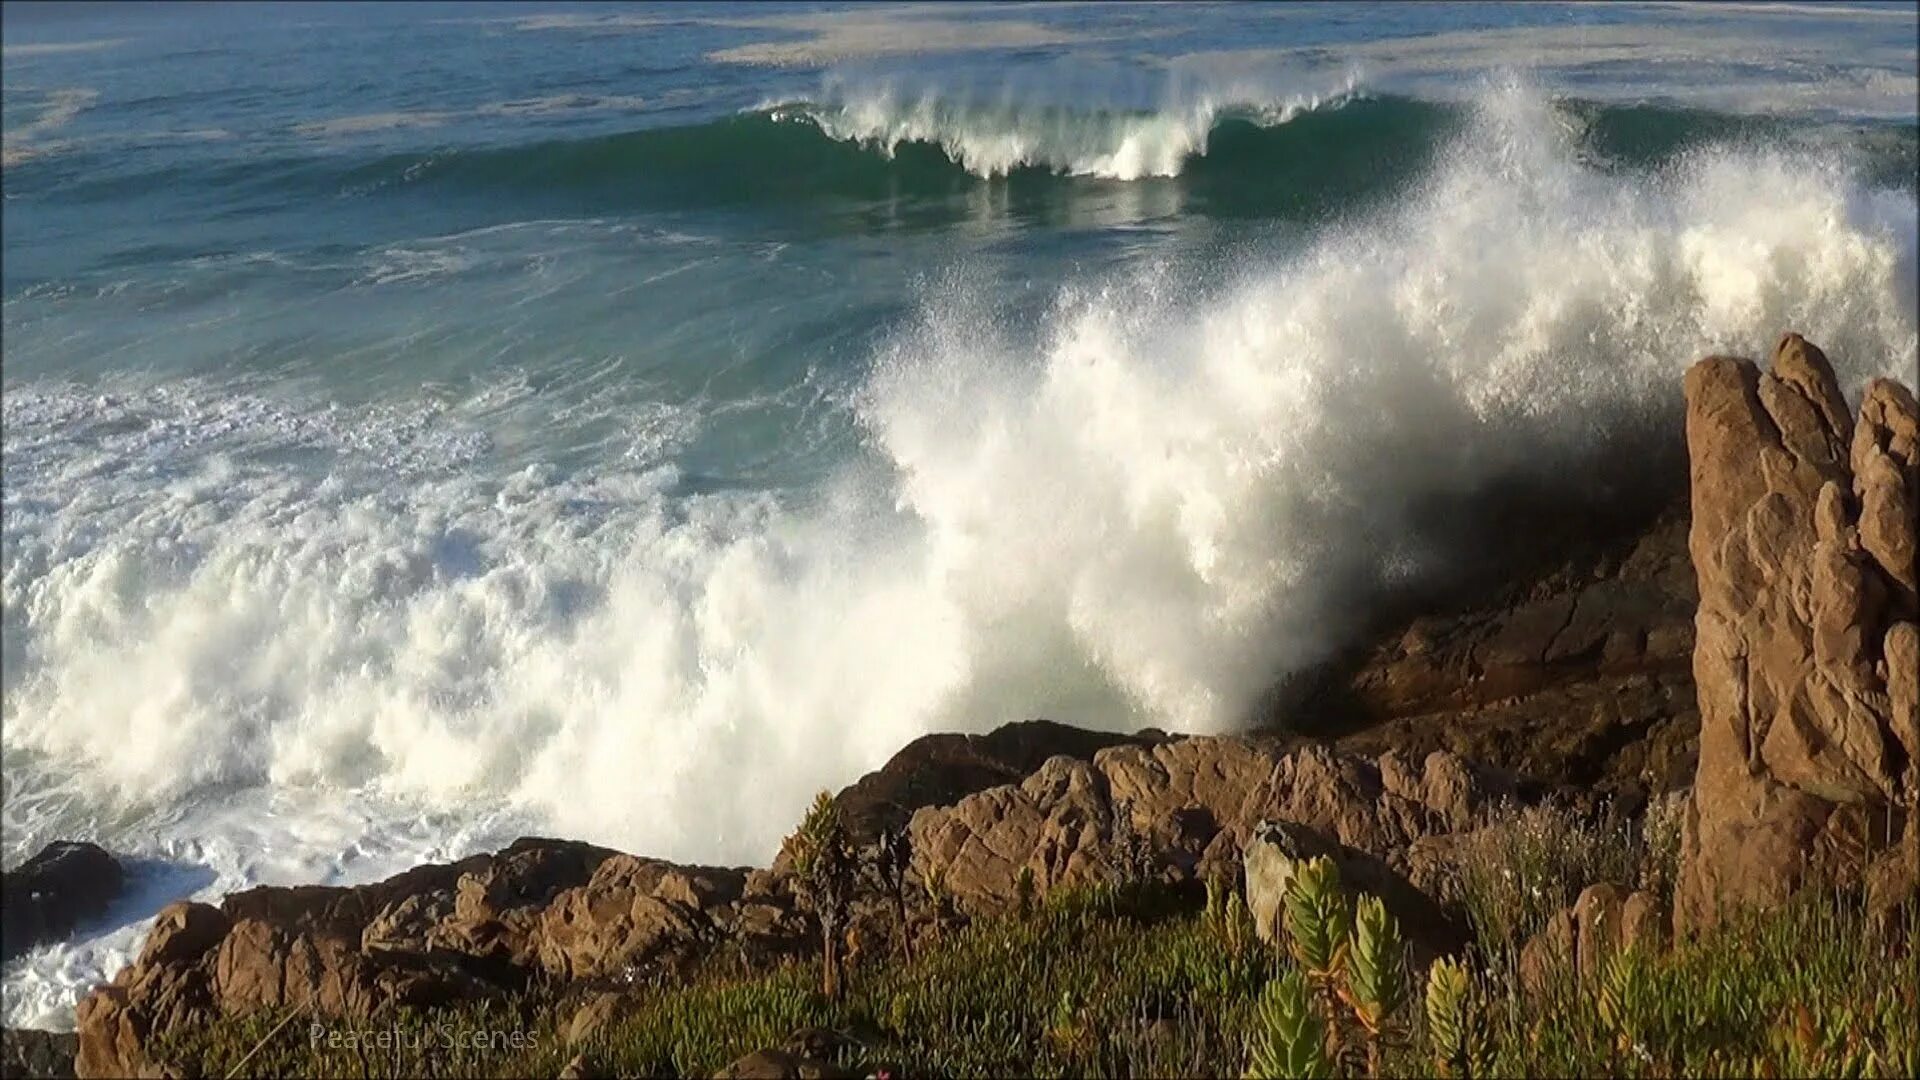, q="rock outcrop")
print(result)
[789,719,1160,857]
[1676,334,1919,930]
[3,842,124,963]
[74,840,811,1079]
[1294,504,1701,810]
[905,737,1489,954]
[74,730,1497,1076]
